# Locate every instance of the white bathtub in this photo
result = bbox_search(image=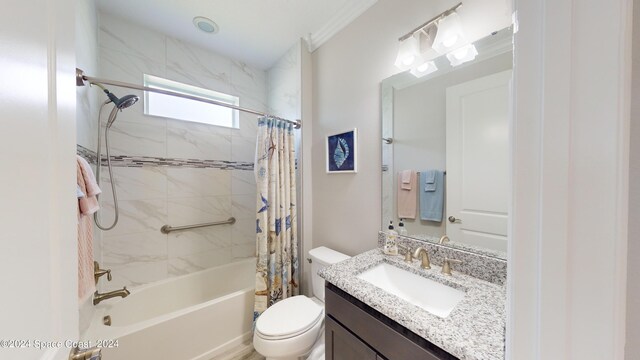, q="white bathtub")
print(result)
[83,258,256,360]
